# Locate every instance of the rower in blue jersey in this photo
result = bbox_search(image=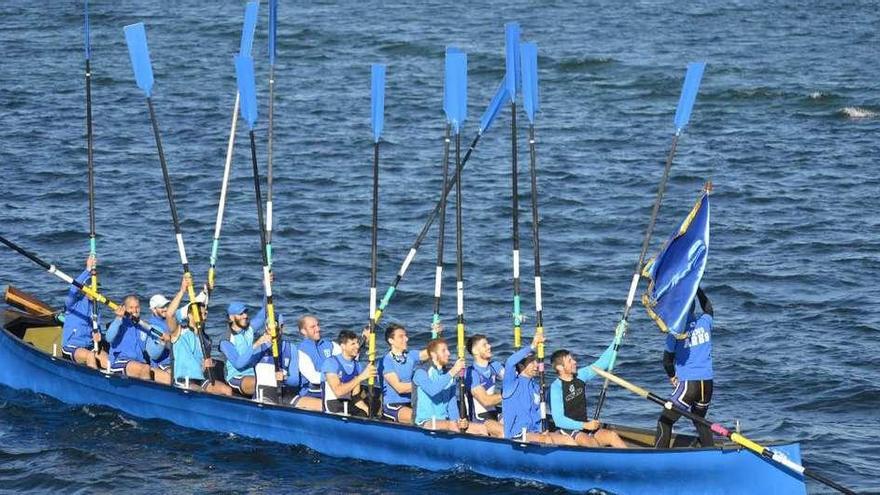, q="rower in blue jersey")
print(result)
[106,294,153,380]
[164,275,232,396]
[296,314,340,410]
[145,293,172,384]
[656,287,715,448]
[549,342,627,448]
[321,330,378,417]
[219,300,270,397]
[254,314,322,410]
[378,323,432,423]
[464,334,504,437]
[502,332,574,445]
[60,256,108,369]
[412,339,487,435]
